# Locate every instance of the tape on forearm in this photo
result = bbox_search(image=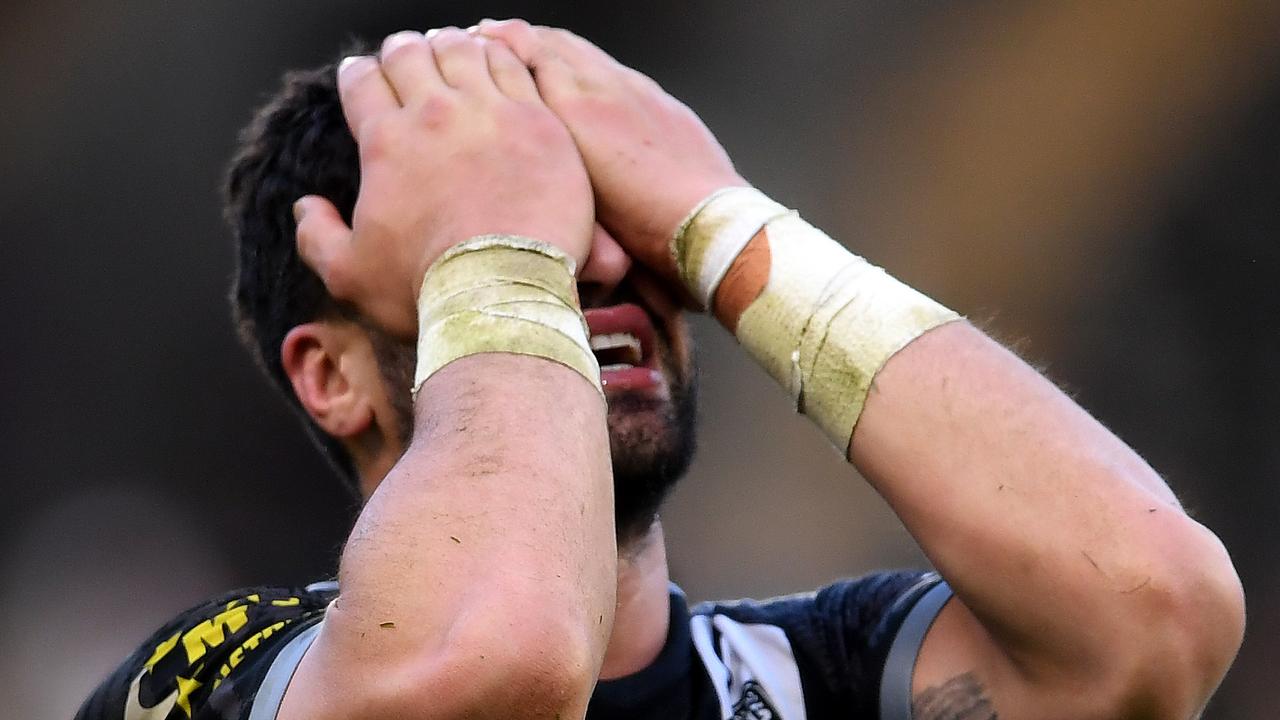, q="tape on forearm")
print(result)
[413,235,601,397]
[673,187,793,309]
[674,188,960,448]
